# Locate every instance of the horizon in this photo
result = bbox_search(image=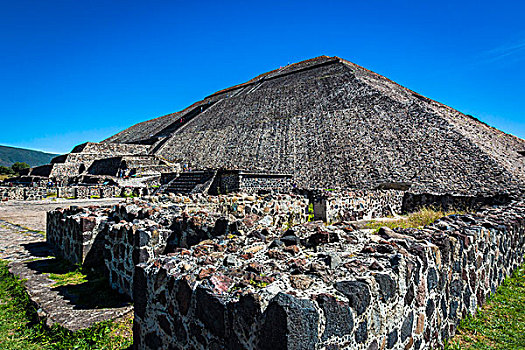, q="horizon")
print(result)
[1,1,524,154]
